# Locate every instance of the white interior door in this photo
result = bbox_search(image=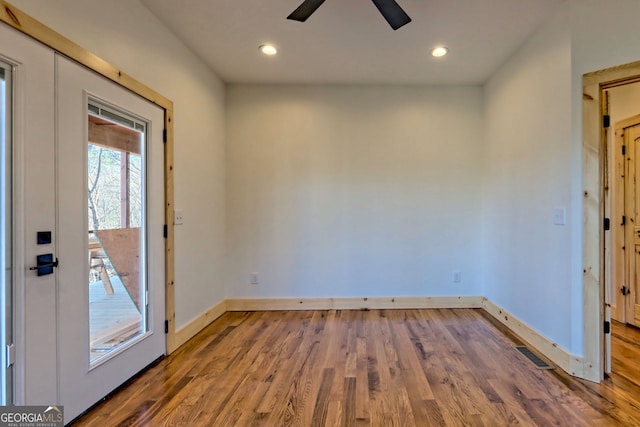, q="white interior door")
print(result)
[56,55,165,422]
